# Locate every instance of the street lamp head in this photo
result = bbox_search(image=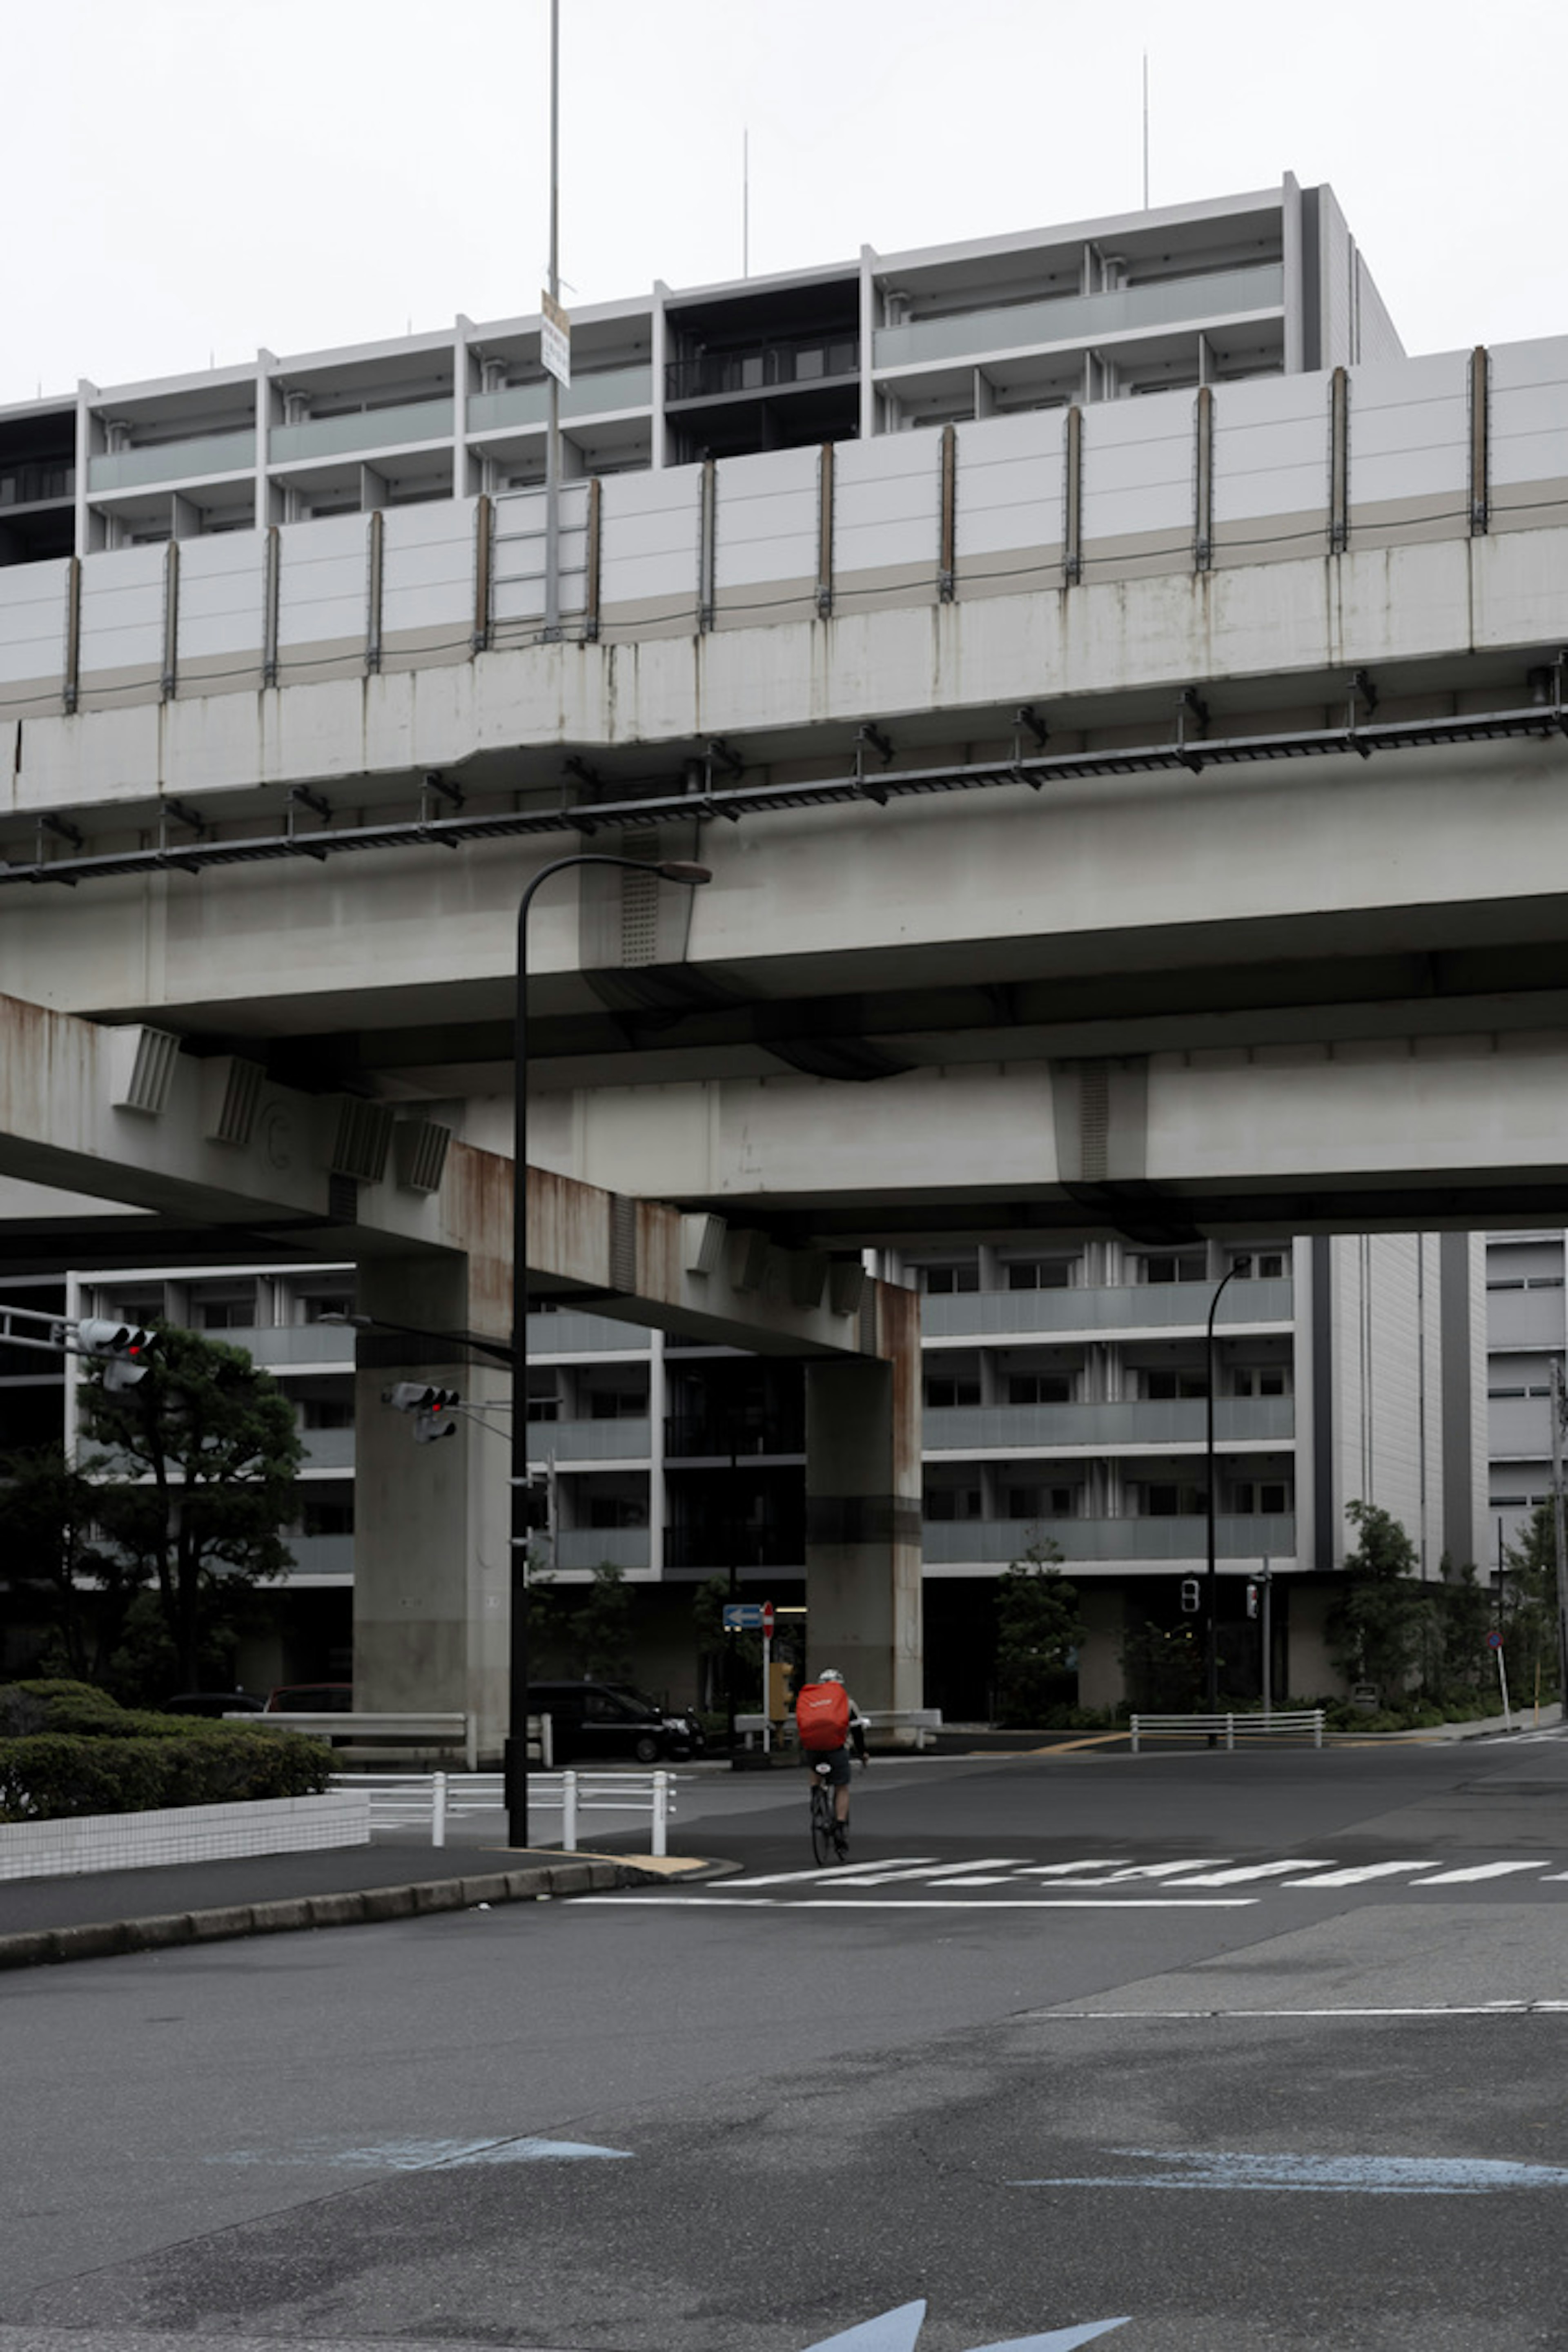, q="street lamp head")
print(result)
[654,861,713,886]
